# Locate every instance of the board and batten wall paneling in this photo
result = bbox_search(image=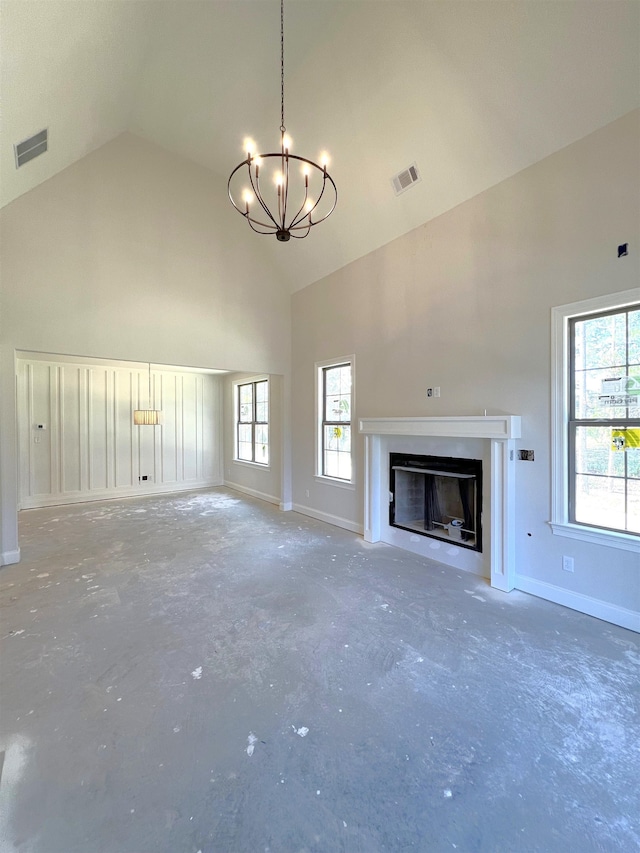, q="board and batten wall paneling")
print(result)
[17,357,222,509]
